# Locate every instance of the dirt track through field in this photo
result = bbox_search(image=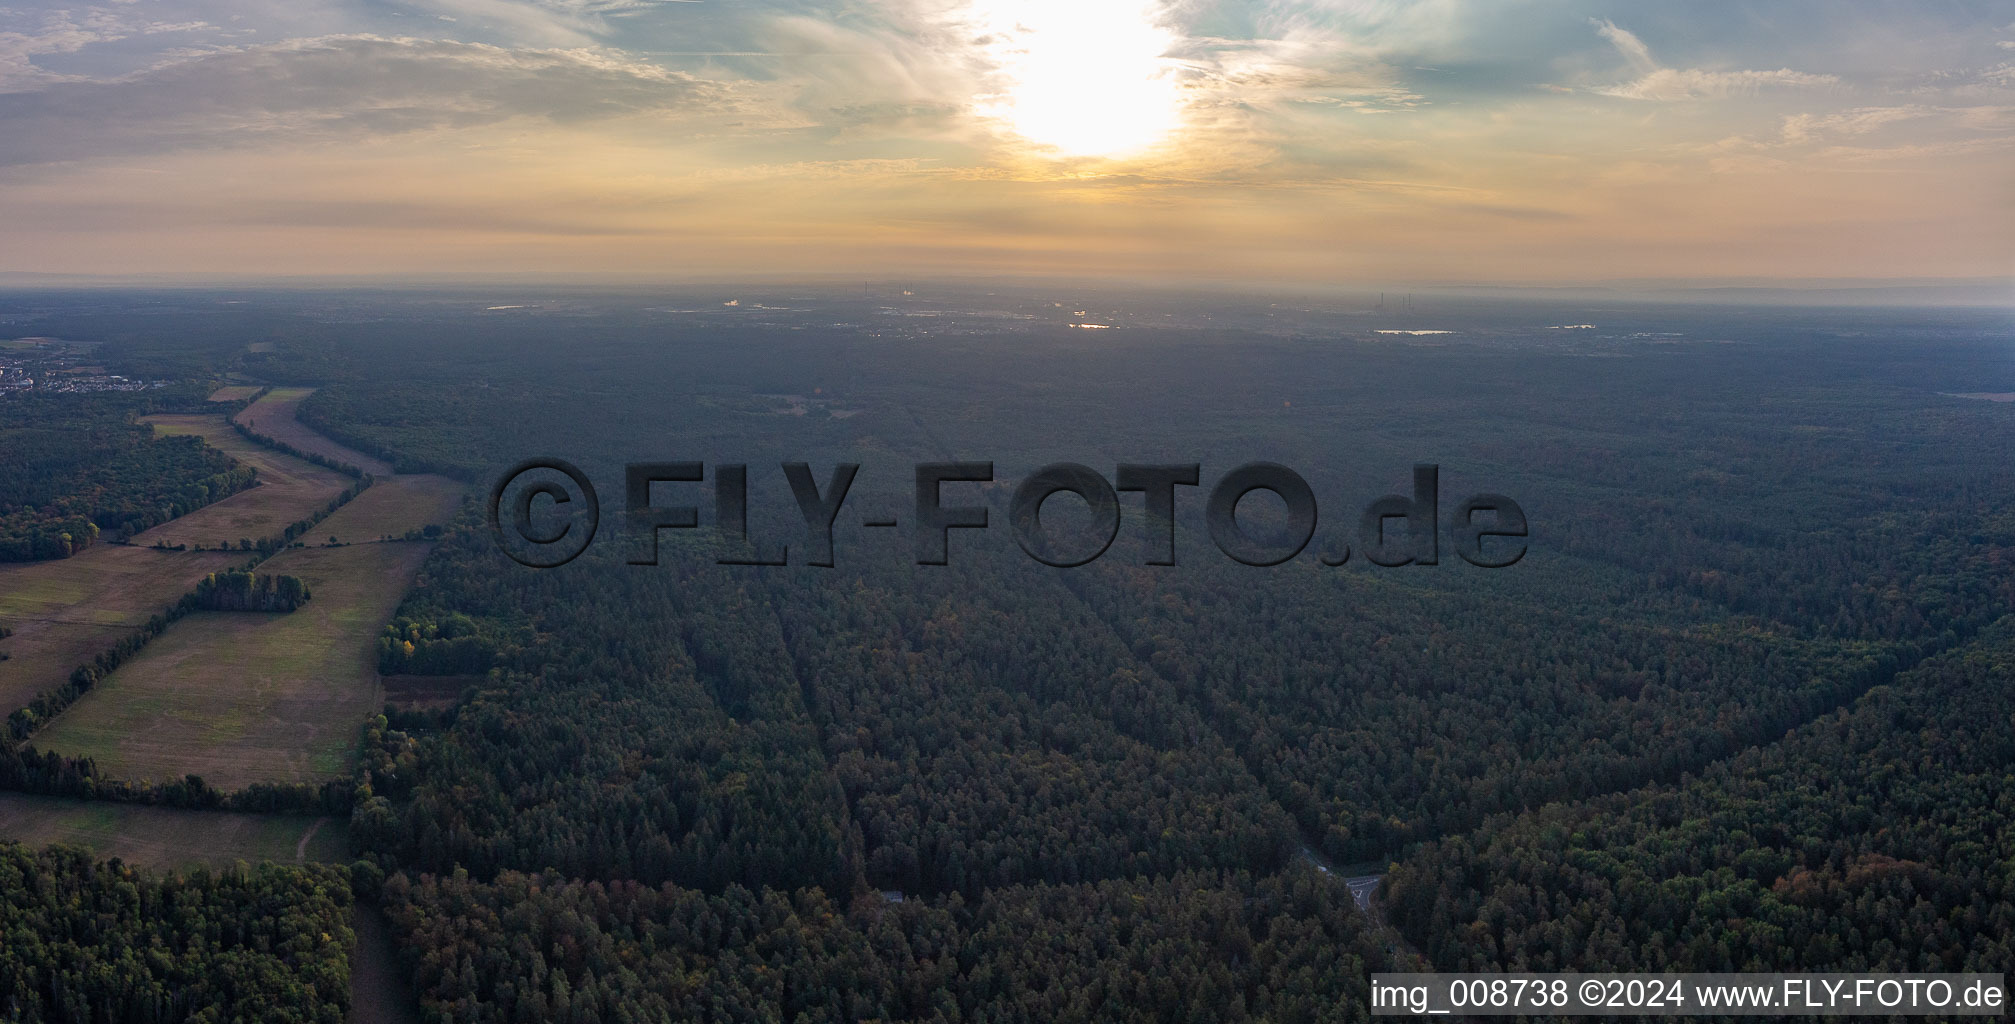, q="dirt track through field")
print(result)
[235,388,395,477]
